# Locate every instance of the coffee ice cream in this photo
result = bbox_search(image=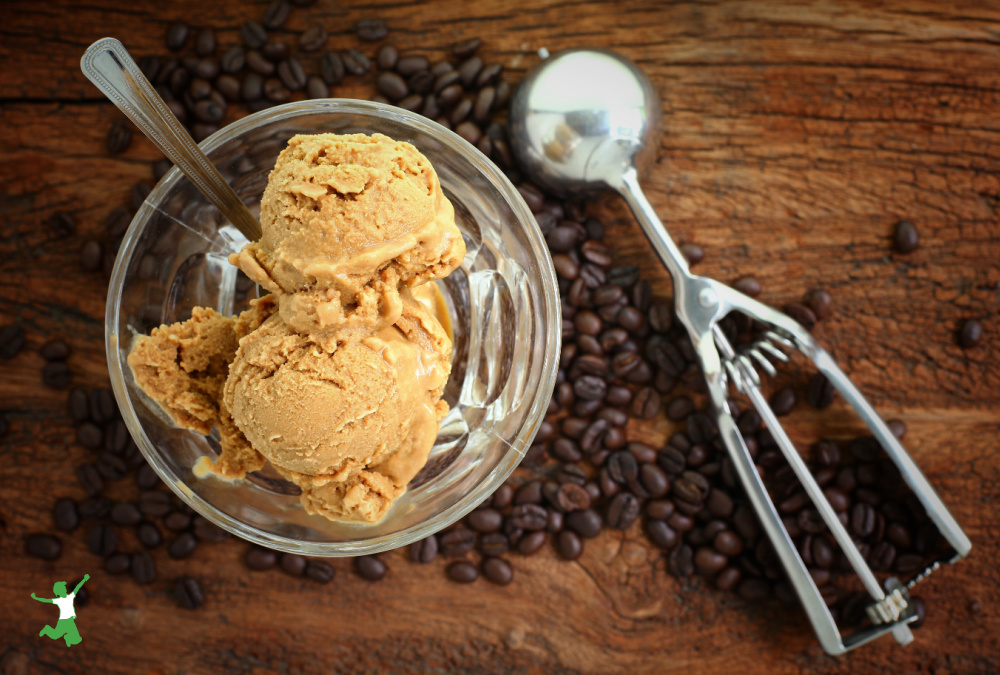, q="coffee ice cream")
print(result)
[128,132,465,523]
